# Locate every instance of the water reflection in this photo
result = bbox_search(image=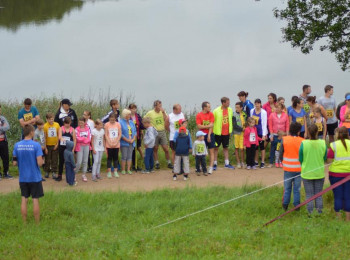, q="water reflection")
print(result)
[0,0,84,32]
